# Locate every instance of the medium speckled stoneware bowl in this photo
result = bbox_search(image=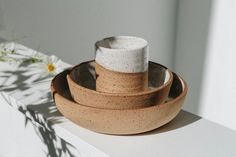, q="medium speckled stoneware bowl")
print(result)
[67,61,173,109]
[51,69,187,135]
[95,36,149,93]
